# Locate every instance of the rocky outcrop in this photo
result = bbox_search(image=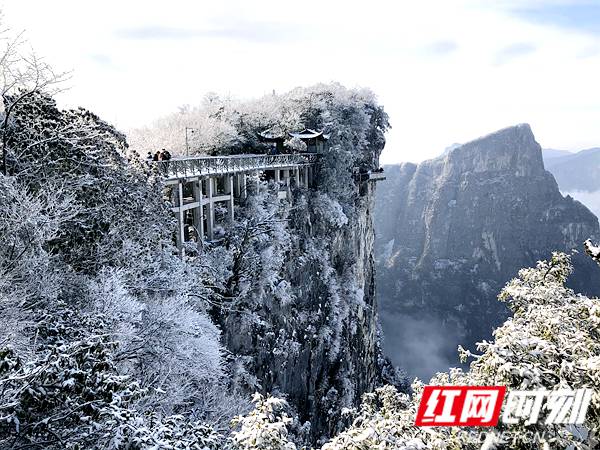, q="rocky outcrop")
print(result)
[212,92,391,445]
[375,124,600,379]
[219,174,384,445]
